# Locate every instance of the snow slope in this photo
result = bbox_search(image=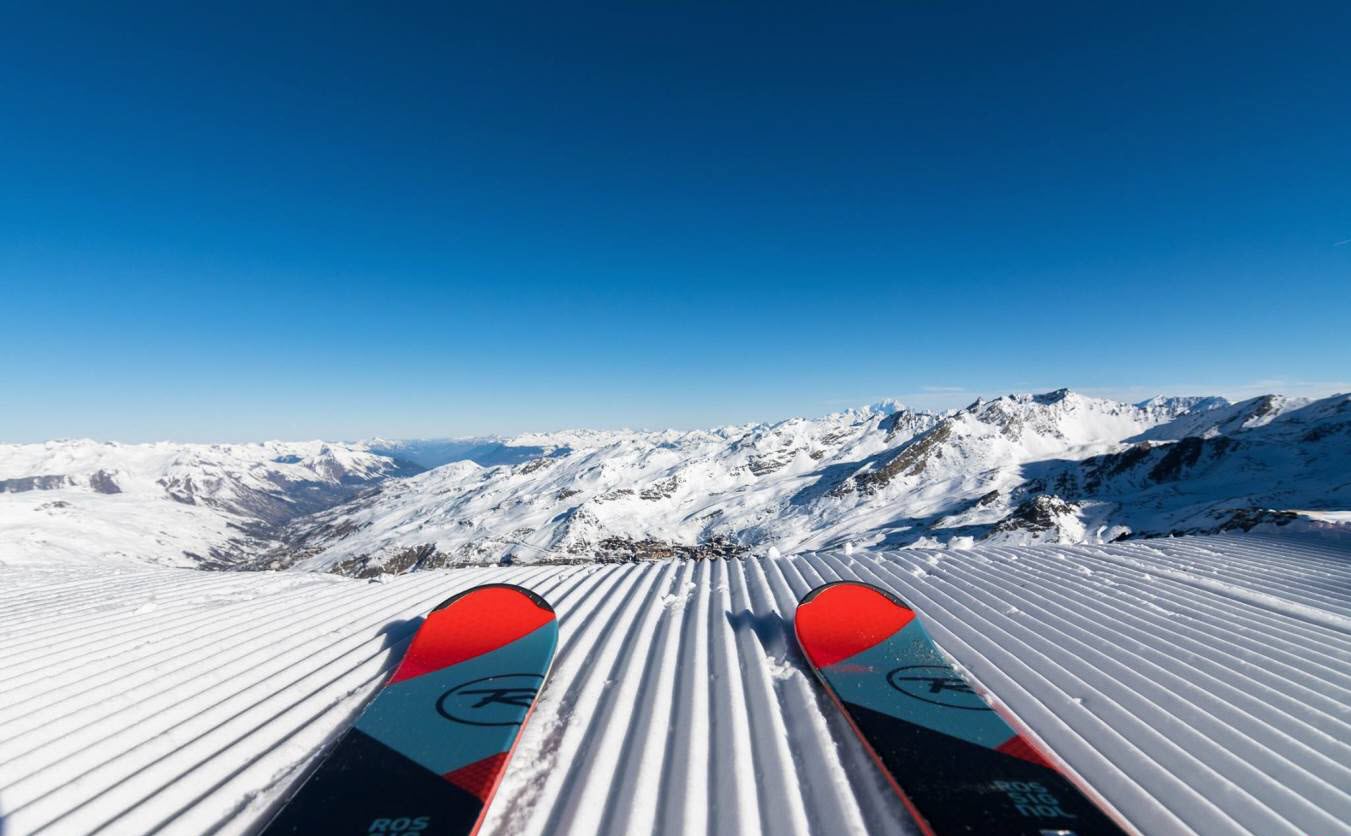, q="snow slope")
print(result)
[1,534,1347,835]
[0,440,416,567]
[287,390,1351,574]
